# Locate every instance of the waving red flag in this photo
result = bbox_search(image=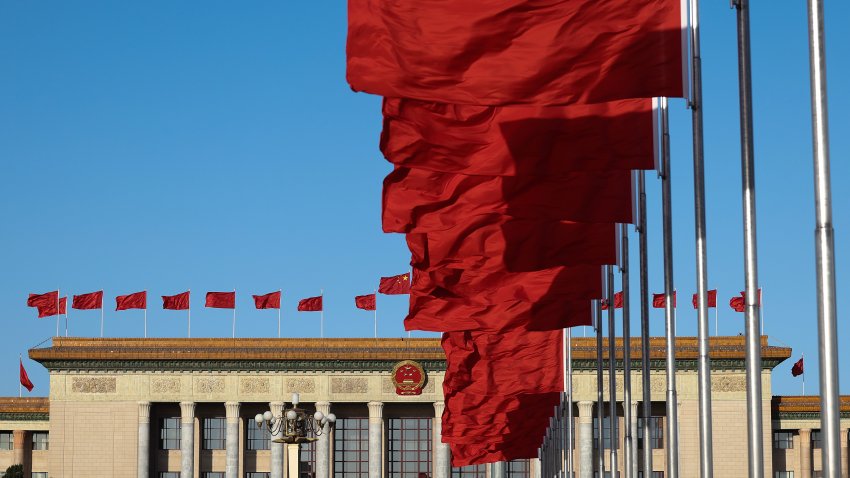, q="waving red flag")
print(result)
[116,291,147,311]
[381,98,657,177]
[72,290,103,310]
[791,357,804,377]
[27,291,58,309]
[19,359,34,392]
[729,296,745,313]
[253,291,281,310]
[355,294,376,311]
[378,273,411,295]
[205,291,235,309]
[692,289,718,309]
[297,296,323,312]
[601,292,624,310]
[348,0,686,105]
[162,291,190,310]
[652,292,677,309]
